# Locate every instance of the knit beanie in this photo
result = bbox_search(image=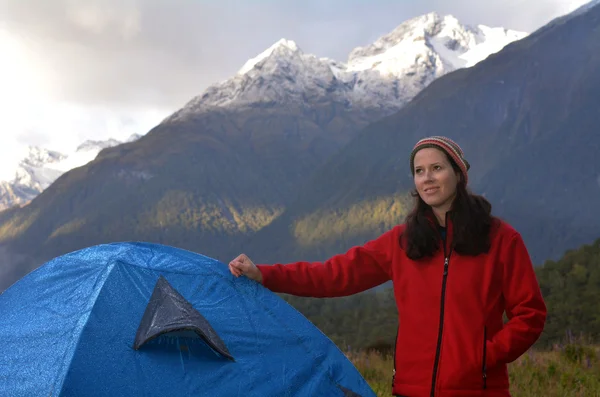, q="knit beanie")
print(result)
[409,136,470,185]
